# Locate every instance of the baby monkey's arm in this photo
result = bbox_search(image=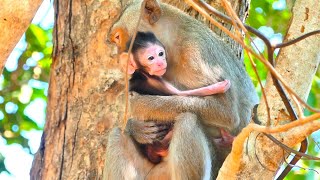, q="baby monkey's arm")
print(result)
[161,79,231,96]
